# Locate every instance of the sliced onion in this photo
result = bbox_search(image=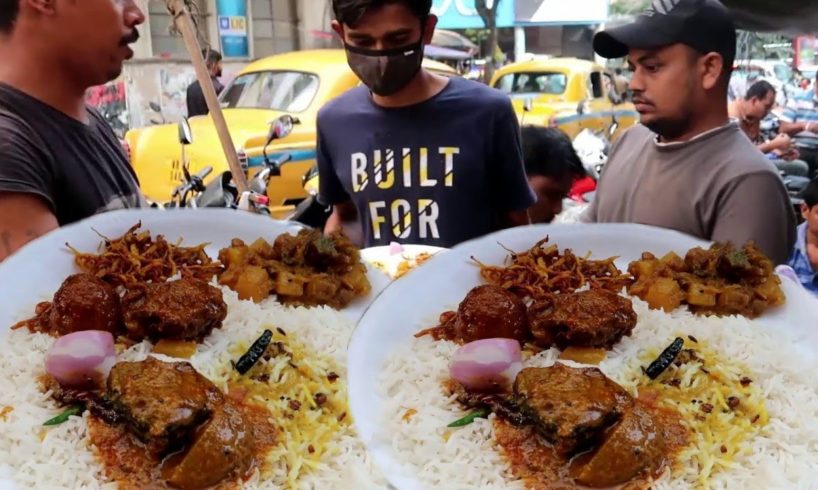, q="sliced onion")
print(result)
[45,331,116,389]
[450,338,523,392]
